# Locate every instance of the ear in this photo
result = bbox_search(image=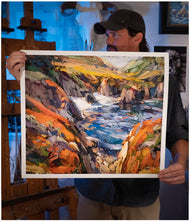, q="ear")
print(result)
[134,32,143,44]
